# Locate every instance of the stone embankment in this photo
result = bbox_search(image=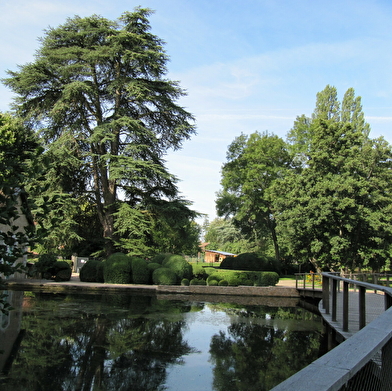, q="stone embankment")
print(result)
[4,274,299,306]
